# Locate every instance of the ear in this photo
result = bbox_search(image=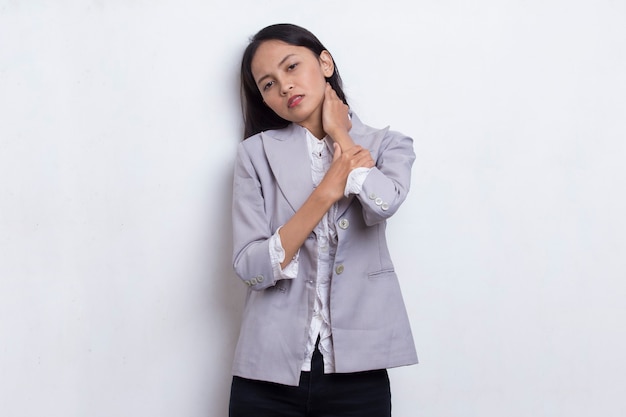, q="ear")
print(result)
[319,50,335,77]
